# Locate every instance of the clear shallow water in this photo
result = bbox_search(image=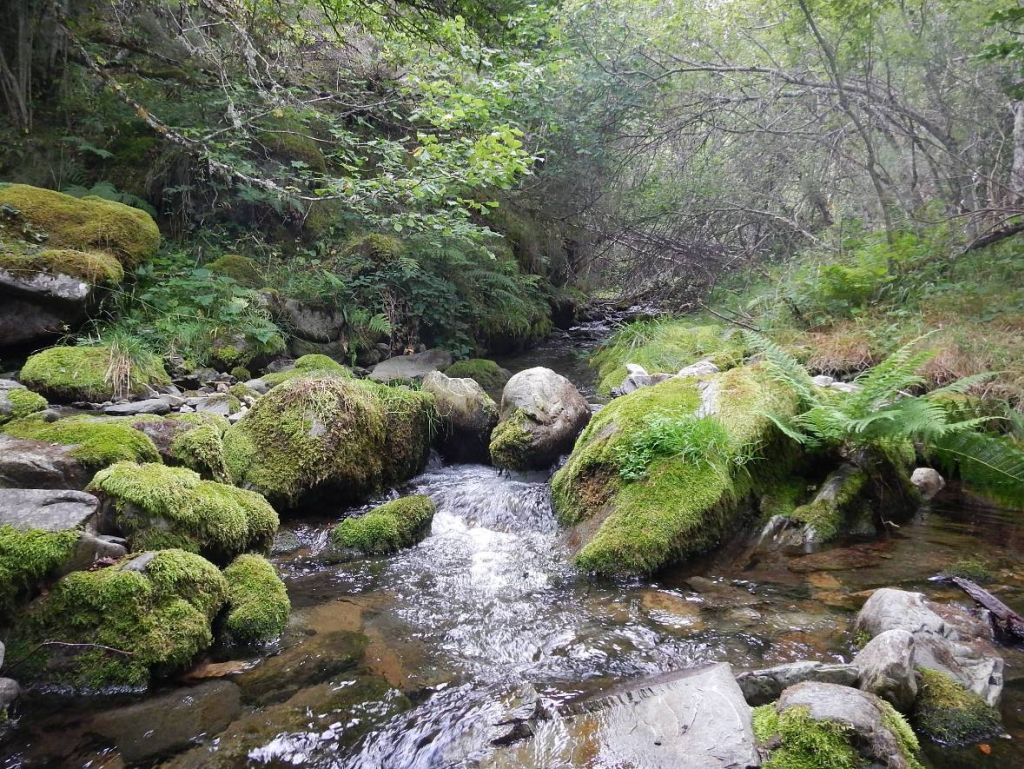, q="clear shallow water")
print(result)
[4,323,1024,768]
